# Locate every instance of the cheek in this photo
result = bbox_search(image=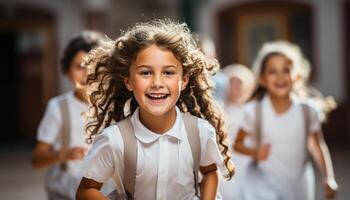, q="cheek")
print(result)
[173,77,184,92]
[132,77,149,92]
